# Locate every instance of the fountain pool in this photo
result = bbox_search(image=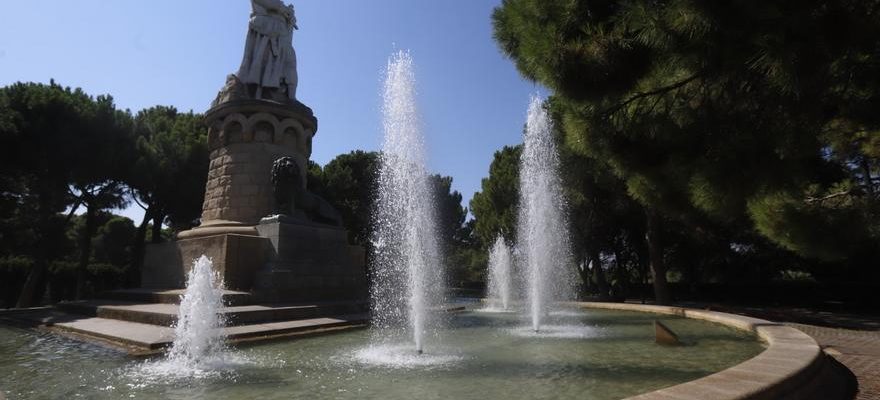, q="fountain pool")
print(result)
[0,307,764,399]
